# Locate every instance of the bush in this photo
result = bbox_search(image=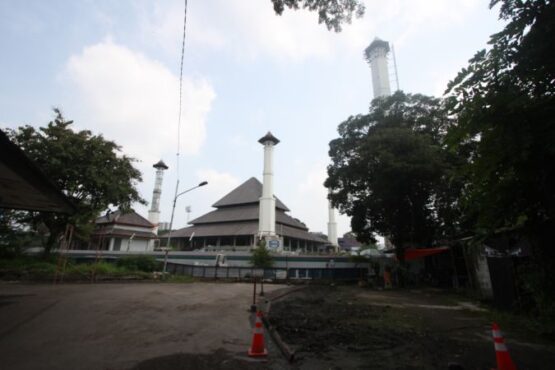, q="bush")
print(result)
[0,257,157,281]
[64,262,153,280]
[91,262,122,275]
[0,257,57,280]
[516,262,555,322]
[116,256,160,272]
[0,244,21,259]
